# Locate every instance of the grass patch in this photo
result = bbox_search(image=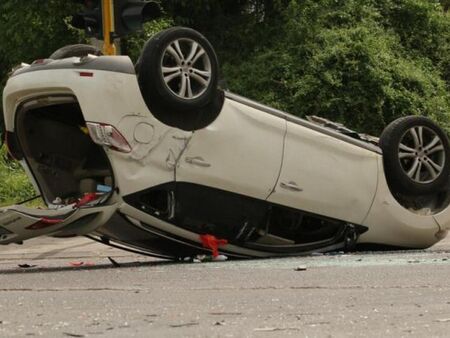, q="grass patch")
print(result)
[0,145,37,206]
